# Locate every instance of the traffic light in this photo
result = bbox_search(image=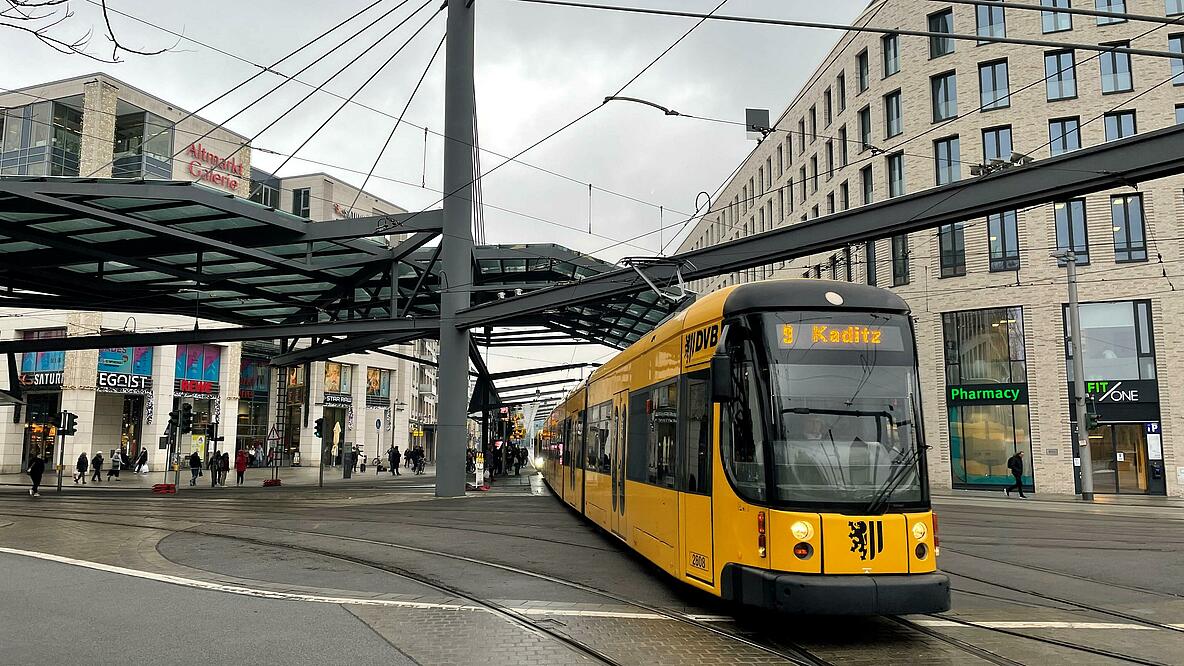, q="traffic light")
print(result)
[167,409,180,432]
[58,411,78,437]
[314,418,324,439]
[206,421,222,441]
[180,403,194,434]
[1086,410,1100,430]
